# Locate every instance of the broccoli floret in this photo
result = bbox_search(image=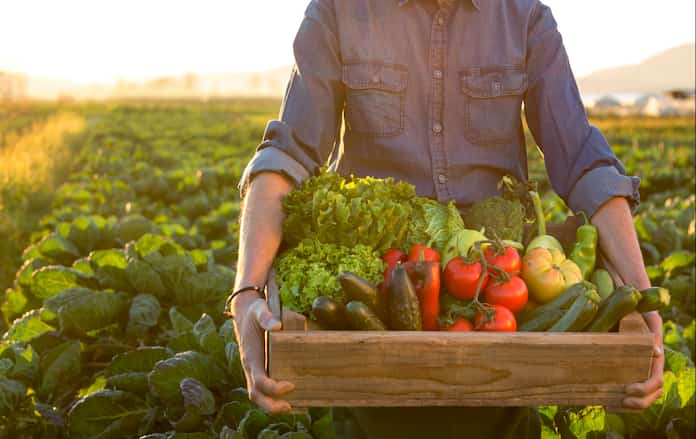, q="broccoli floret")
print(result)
[461,196,526,242]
